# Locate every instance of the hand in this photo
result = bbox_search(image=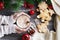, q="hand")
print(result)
[15,26,26,34]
